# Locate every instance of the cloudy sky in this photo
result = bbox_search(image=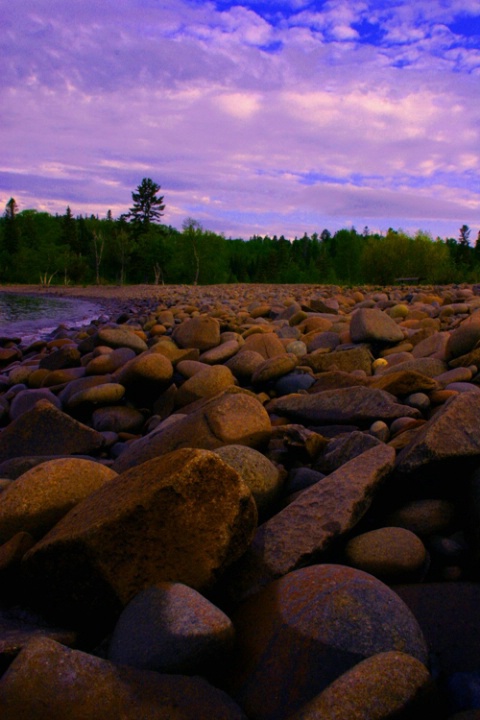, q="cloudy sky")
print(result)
[1,0,480,240]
